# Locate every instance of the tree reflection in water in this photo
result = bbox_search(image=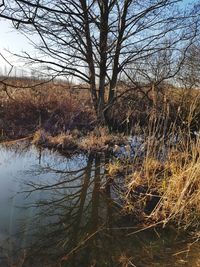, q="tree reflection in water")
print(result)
[1,144,200,267]
[19,152,125,267]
